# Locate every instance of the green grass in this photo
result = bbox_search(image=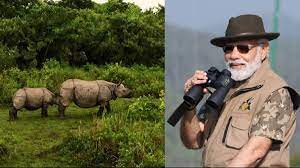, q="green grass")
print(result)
[0,97,163,167]
[0,104,96,167]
